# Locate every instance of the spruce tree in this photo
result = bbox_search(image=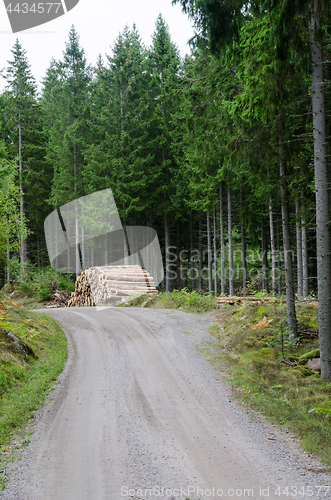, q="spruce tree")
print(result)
[3,39,37,270]
[148,14,183,291]
[42,25,92,207]
[0,141,28,271]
